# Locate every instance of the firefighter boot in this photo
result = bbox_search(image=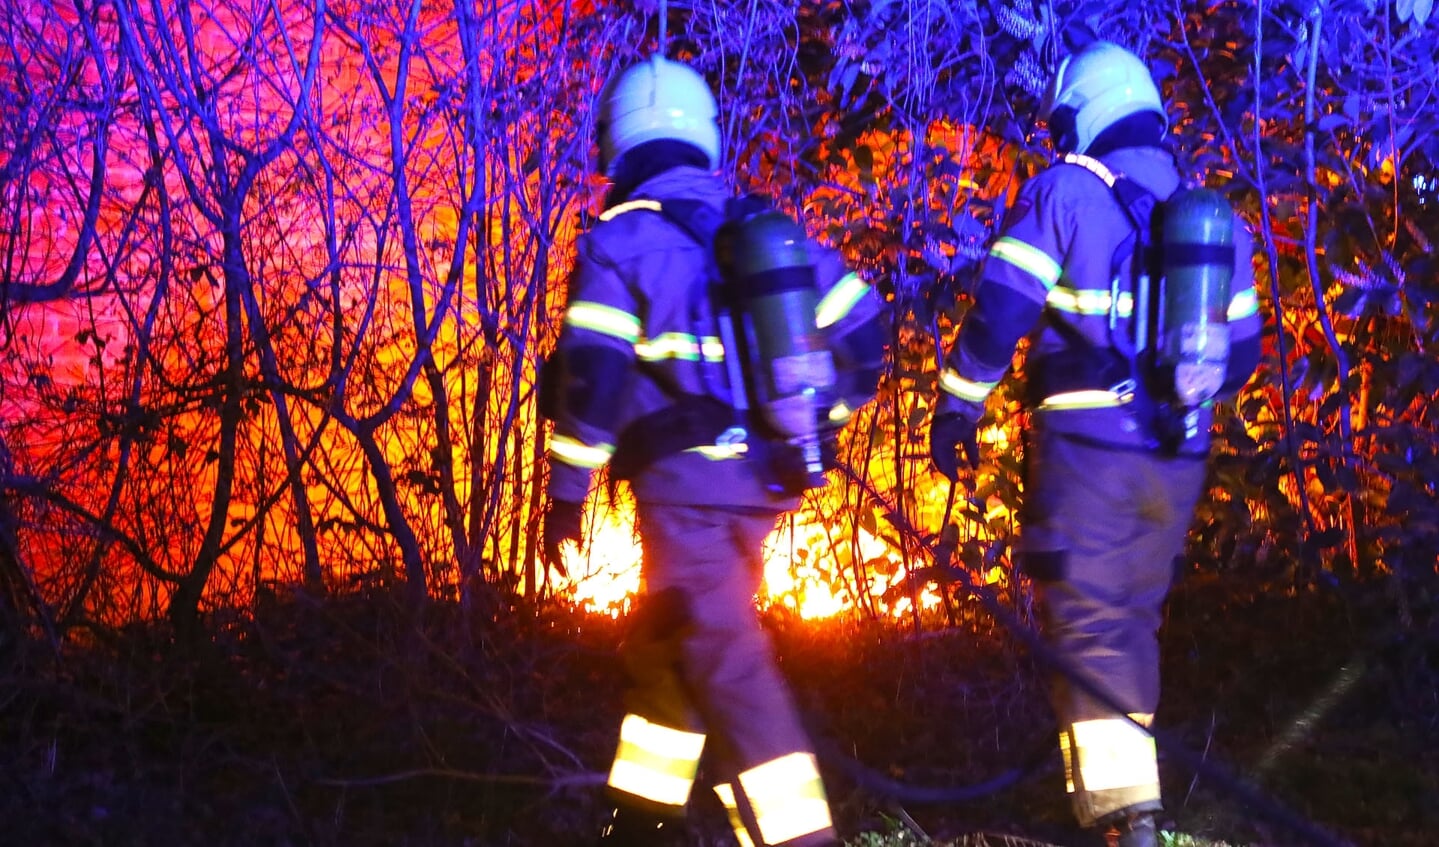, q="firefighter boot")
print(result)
[1099,810,1159,847]
[595,805,680,847]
